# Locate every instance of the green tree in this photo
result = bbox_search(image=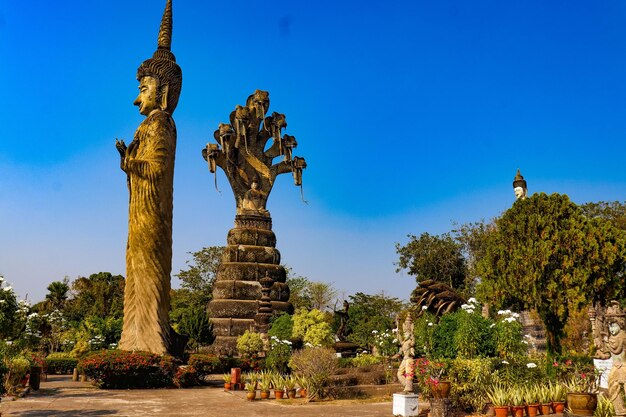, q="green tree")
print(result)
[285,274,313,311]
[346,292,406,351]
[396,232,467,290]
[292,308,334,347]
[580,201,626,231]
[308,282,338,312]
[177,309,215,352]
[477,193,626,356]
[64,272,125,323]
[0,276,21,339]
[44,278,70,312]
[171,246,224,326]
